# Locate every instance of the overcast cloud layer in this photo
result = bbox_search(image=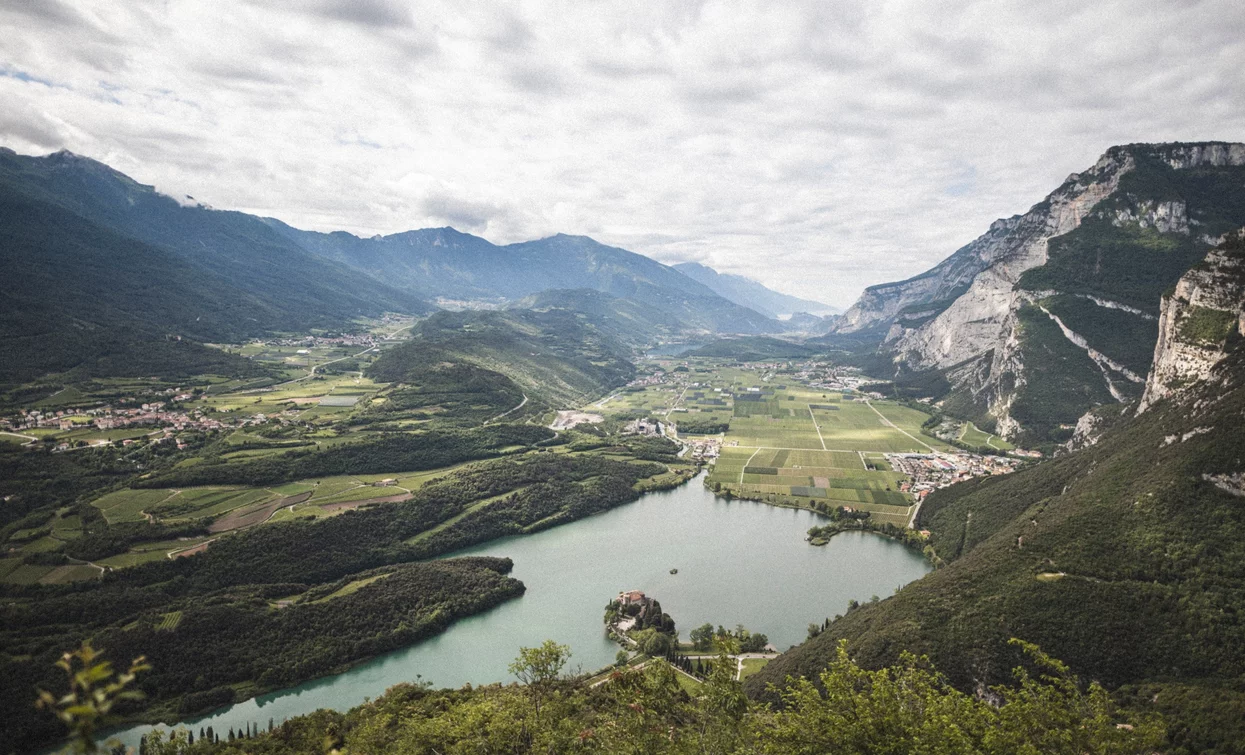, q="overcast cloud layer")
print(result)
[3,1,1245,307]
